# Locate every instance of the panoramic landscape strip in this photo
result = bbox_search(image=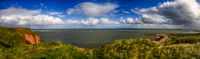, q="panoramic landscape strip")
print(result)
[1,0,200,59]
[0,27,200,59]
